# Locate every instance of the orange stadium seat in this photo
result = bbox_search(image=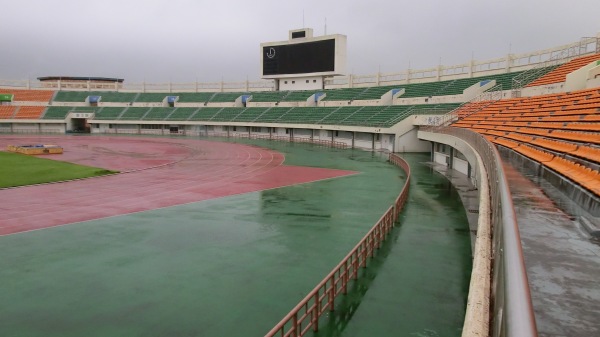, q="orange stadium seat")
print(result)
[452,87,600,191]
[504,122,529,127]
[564,122,600,132]
[522,115,582,122]
[451,121,471,126]
[518,127,550,136]
[563,102,600,110]
[570,145,600,164]
[1,89,55,102]
[485,130,507,137]
[14,106,45,119]
[492,137,518,149]
[479,121,507,126]
[494,117,517,121]
[0,105,16,119]
[582,114,600,121]
[530,137,578,153]
[545,156,600,196]
[531,122,566,129]
[514,144,554,163]
[525,109,556,116]
[494,126,520,132]
[549,130,600,144]
[483,135,497,142]
[526,53,600,87]
[505,133,534,143]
